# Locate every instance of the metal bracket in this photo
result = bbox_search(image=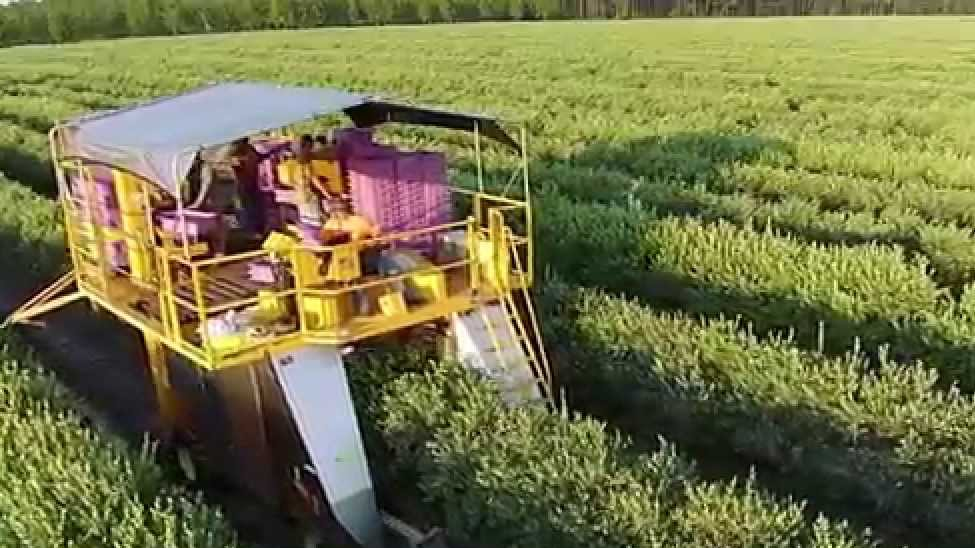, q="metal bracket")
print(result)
[380,512,448,548]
